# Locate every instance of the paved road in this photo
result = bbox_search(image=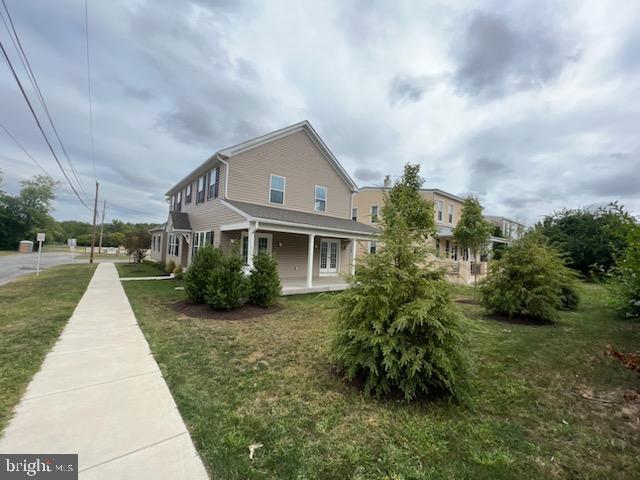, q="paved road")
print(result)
[0,263,208,479]
[0,251,78,285]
